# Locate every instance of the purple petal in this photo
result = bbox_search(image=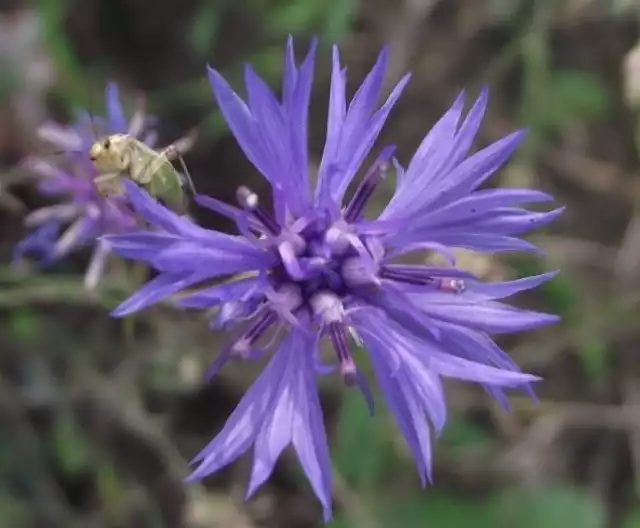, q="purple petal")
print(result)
[152,240,267,274]
[13,221,61,266]
[316,46,410,207]
[111,271,214,316]
[244,64,288,179]
[369,351,433,484]
[194,194,245,222]
[188,331,332,519]
[333,74,411,203]
[381,90,466,219]
[412,297,560,334]
[440,87,489,174]
[356,312,444,484]
[283,38,317,210]
[463,206,565,236]
[393,232,542,253]
[105,82,128,133]
[186,339,290,473]
[124,181,267,259]
[124,180,194,234]
[207,67,272,183]
[290,337,333,520]
[177,275,263,309]
[102,231,179,263]
[462,271,558,301]
[316,46,346,199]
[429,321,539,402]
[430,130,527,208]
[37,121,83,152]
[425,351,540,385]
[403,188,555,229]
